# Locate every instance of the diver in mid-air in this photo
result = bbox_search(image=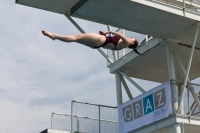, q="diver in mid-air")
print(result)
[42,30,143,55]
